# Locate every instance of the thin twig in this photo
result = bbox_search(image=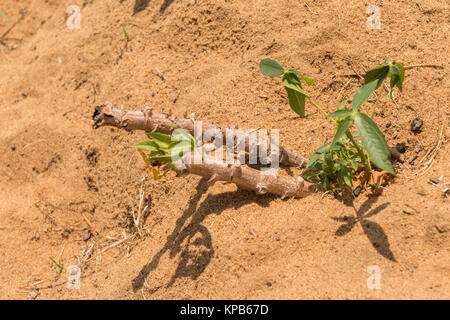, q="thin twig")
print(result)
[304,3,318,15]
[1,11,25,40]
[404,64,444,70]
[413,123,445,176]
[155,67,165,81]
